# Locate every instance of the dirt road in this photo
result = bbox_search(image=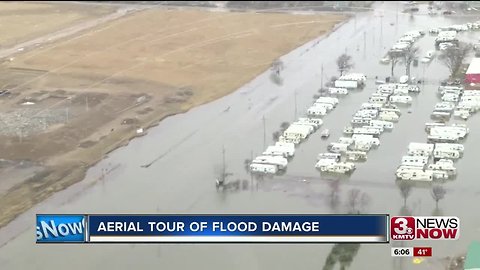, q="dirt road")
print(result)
[0,5,144,61]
